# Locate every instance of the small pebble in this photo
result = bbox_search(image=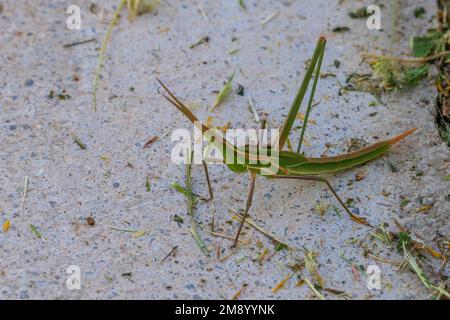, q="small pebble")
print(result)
[87,216,95,226]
